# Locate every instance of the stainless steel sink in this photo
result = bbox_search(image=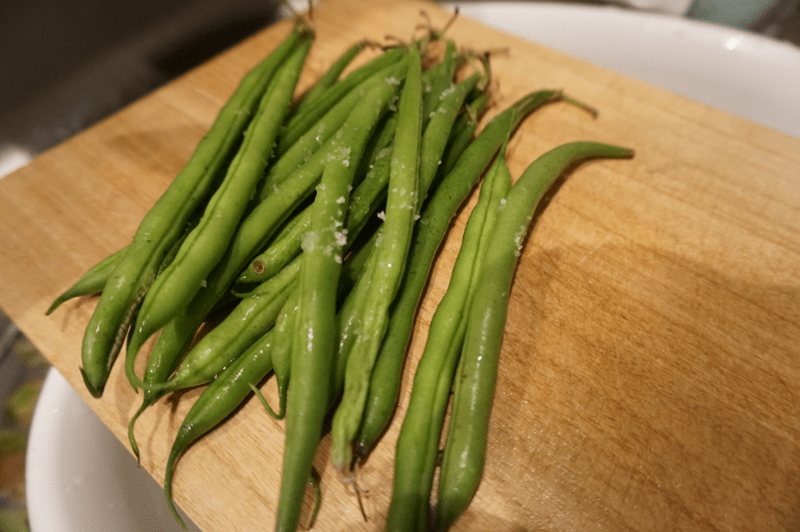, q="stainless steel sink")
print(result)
[0,0,281,174]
